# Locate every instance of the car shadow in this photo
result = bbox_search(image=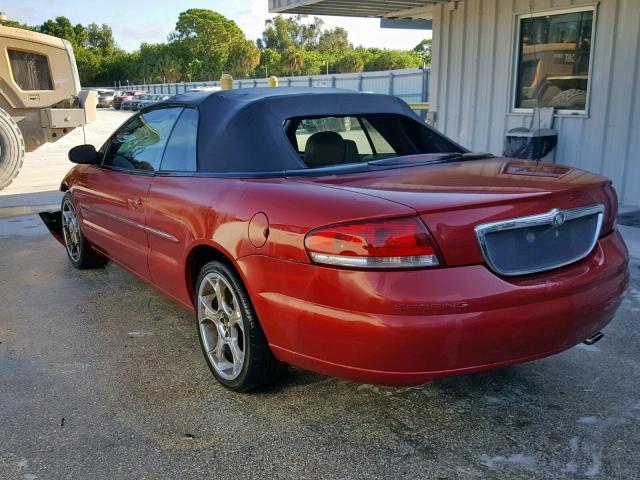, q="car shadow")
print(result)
[258,361,531,397]
[0,189,63,214]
